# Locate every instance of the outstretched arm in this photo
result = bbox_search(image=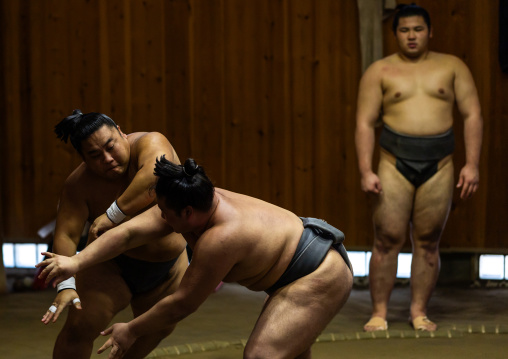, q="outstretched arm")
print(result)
[90,132,180,237]
[37,206,171,285]
[97,228,237,358]
[454,58,483,200]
